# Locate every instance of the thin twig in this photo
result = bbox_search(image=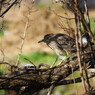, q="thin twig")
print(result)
[83,0,90,28]
[47,84,55,95]
[49,7,74,20]
[0,49,5,62]
[0,61,21,70]
[82,0,92,92]
[24,58,36,68]
[0,0,17,17]
[75,15,86,93]
[74,0,86,92]
[16,10,30,66]
[71,66,79,95]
